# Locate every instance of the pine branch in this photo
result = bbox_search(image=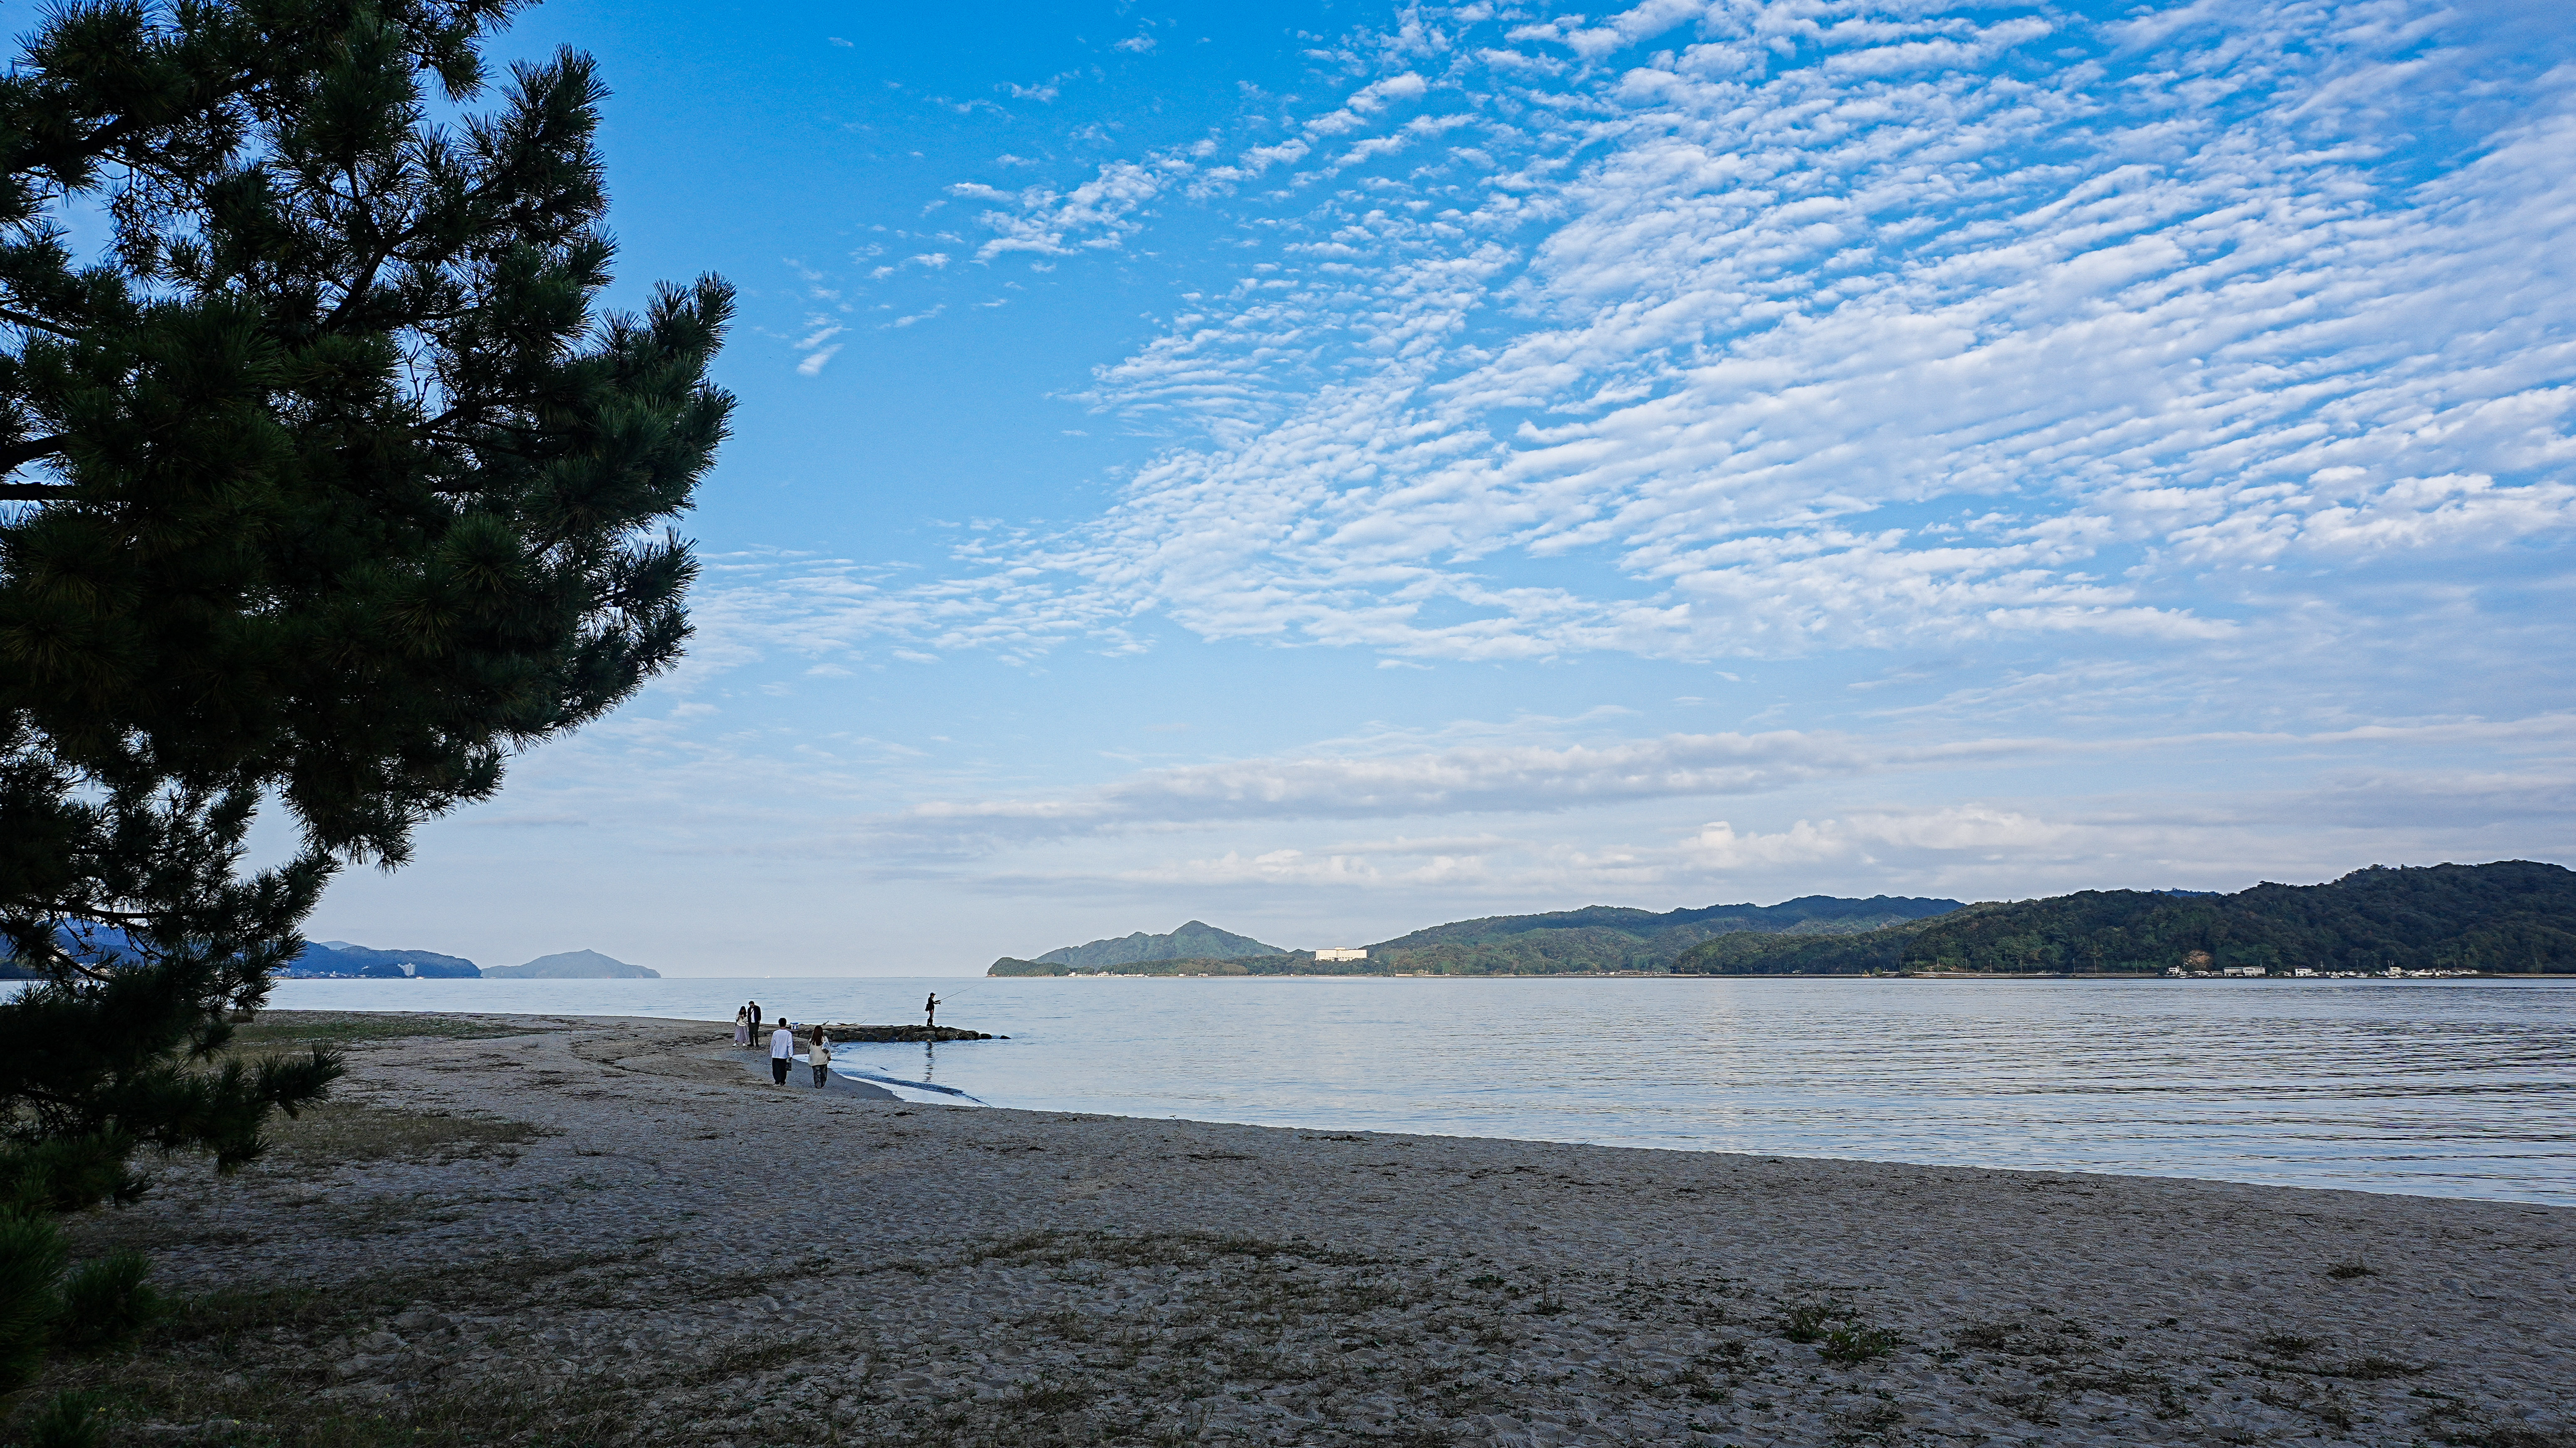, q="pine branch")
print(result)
[0,307,81,338]
[0,436,67,476]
